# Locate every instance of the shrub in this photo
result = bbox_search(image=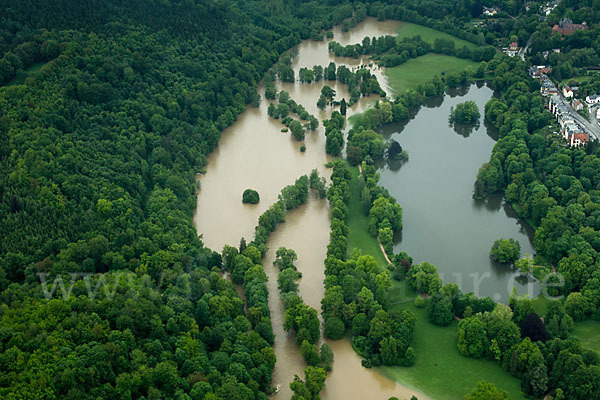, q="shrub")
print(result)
[242,189,260,204]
